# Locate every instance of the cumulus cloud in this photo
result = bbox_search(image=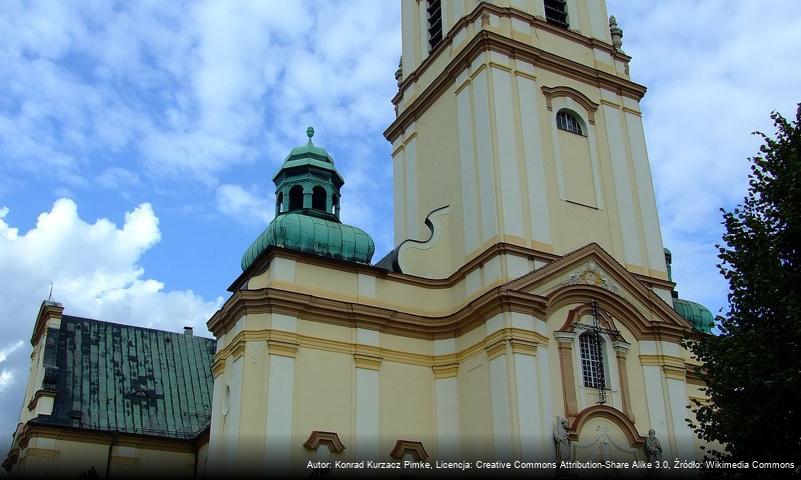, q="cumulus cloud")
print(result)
[0,199,221,442]
[215,183,273,225]
[608,0,801,316]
